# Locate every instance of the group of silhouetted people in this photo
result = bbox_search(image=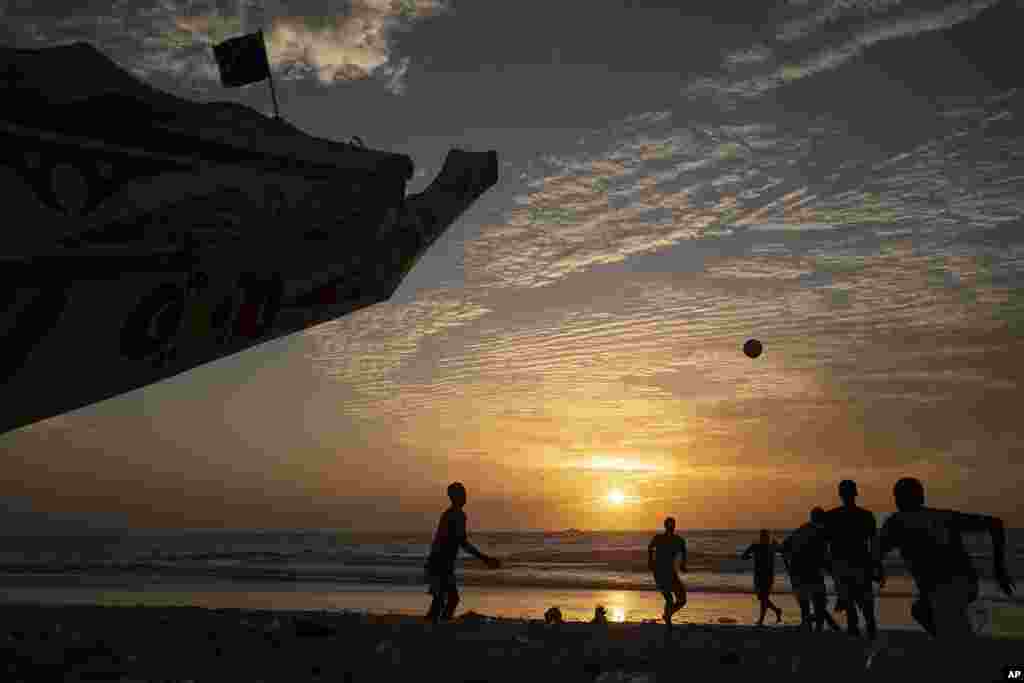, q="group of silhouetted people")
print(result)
[741,477,1015,640]
[422,478,1015,640]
